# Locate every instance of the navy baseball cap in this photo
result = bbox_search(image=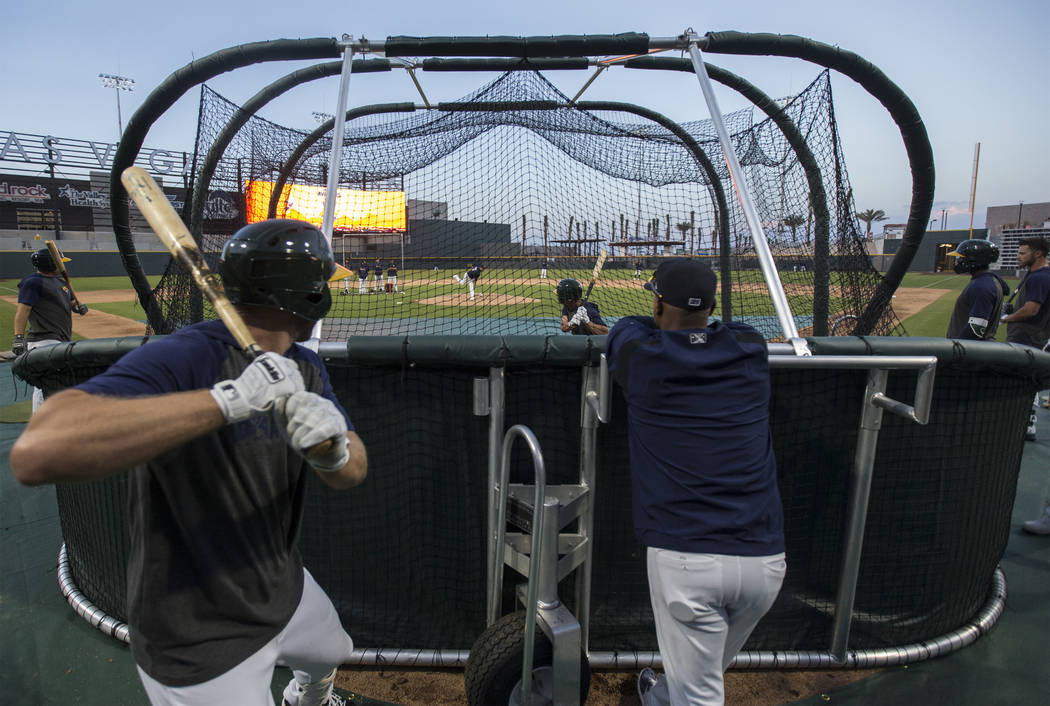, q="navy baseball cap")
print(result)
[644,258,717,311]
